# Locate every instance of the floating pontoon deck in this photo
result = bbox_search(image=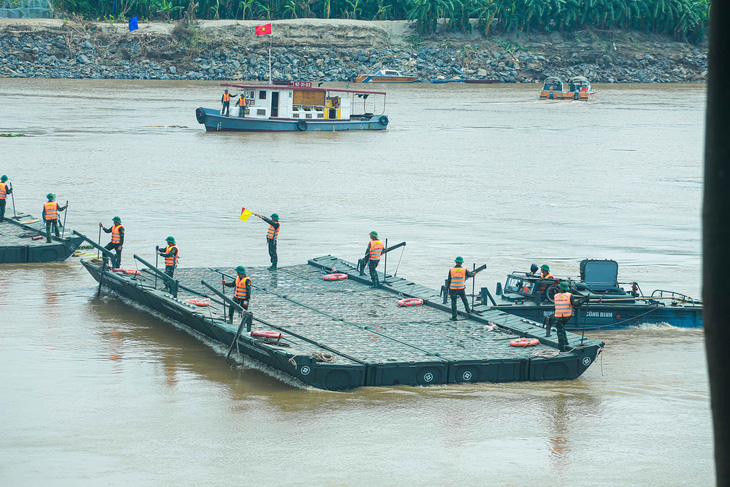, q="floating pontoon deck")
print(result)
[81,255,604,391]
[0,213,83,264]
